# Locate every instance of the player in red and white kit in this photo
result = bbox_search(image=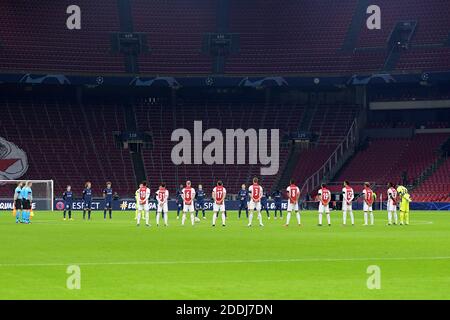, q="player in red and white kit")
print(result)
[387,182,398,225]
[342,181,355,226]
[284,179,301,227]
[248,177,264,227]
[181,181,196,226]
[362,182,375,225]
[212,180,227,227]
[136,181,151,227]
[317,183,331,226]
[156,183,169,227]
